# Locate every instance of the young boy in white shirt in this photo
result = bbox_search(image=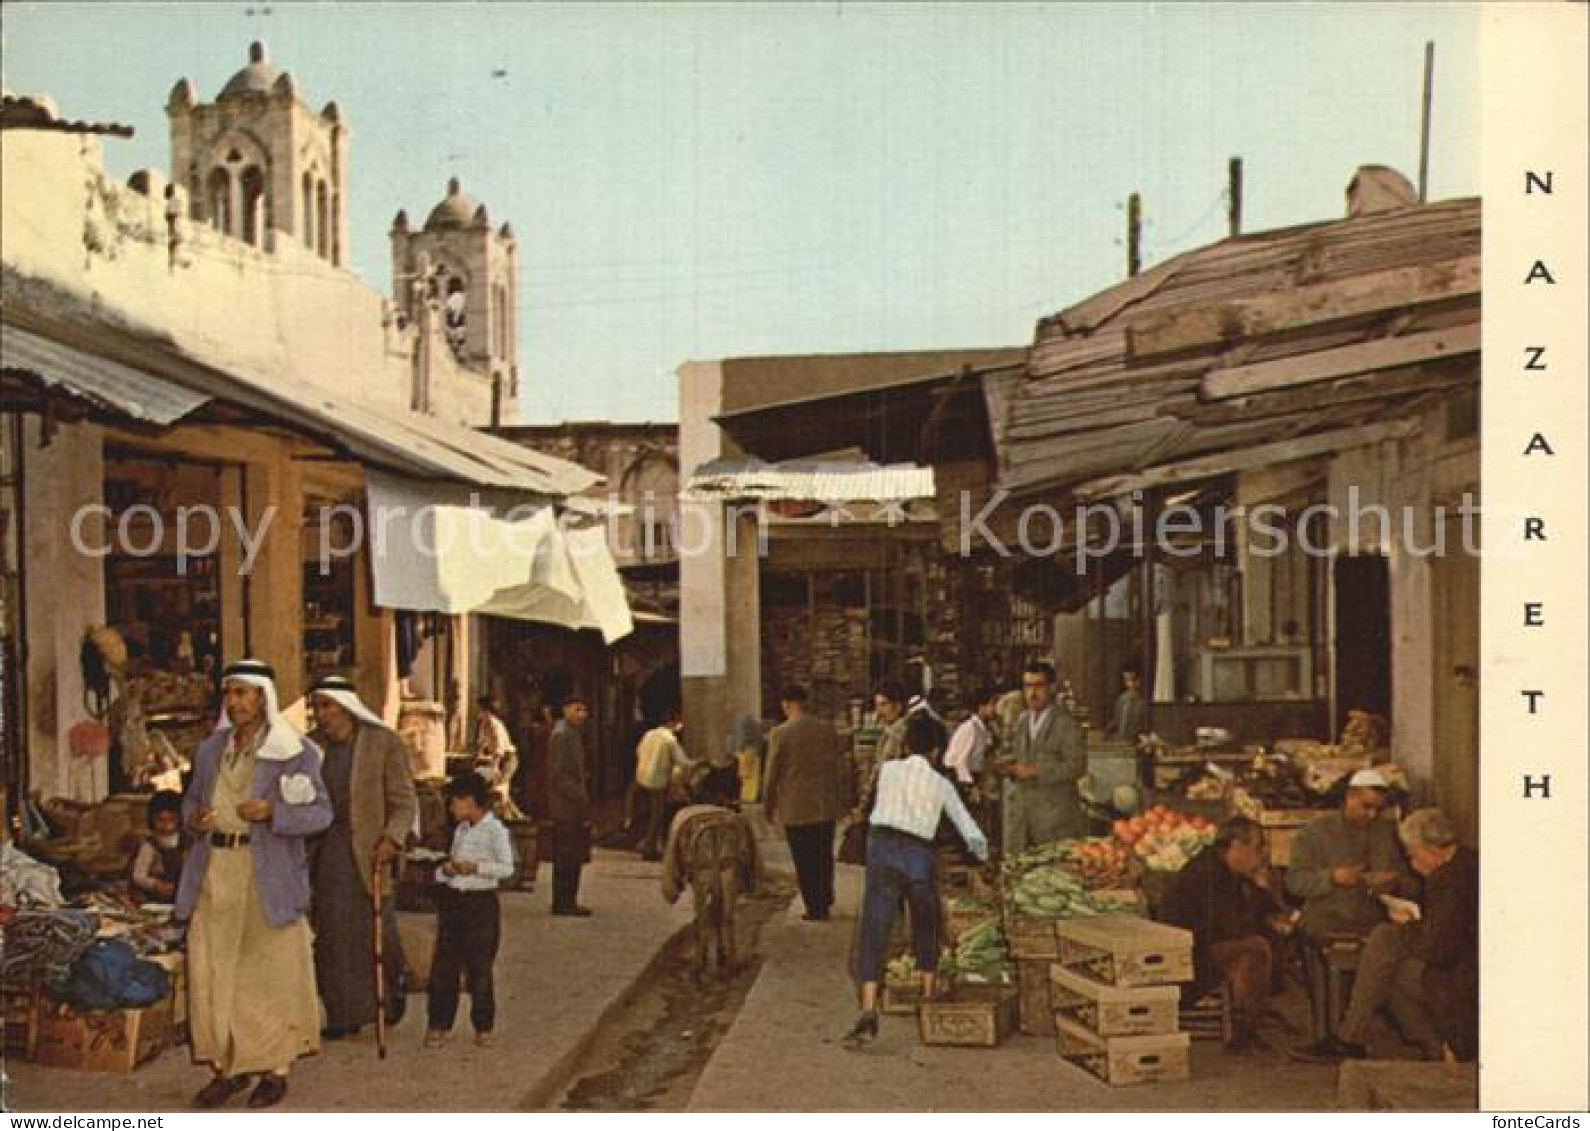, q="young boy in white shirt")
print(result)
[425,772,515,1049]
